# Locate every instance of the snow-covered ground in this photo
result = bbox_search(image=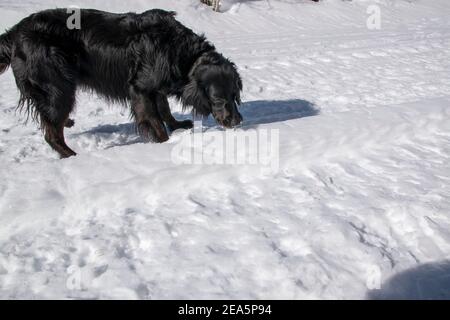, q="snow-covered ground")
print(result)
[1,0,450,299]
